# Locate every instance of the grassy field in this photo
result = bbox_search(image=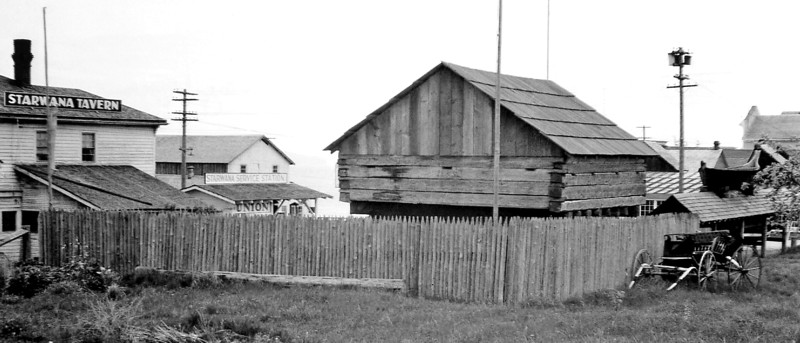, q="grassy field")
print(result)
[2,247,800,342]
